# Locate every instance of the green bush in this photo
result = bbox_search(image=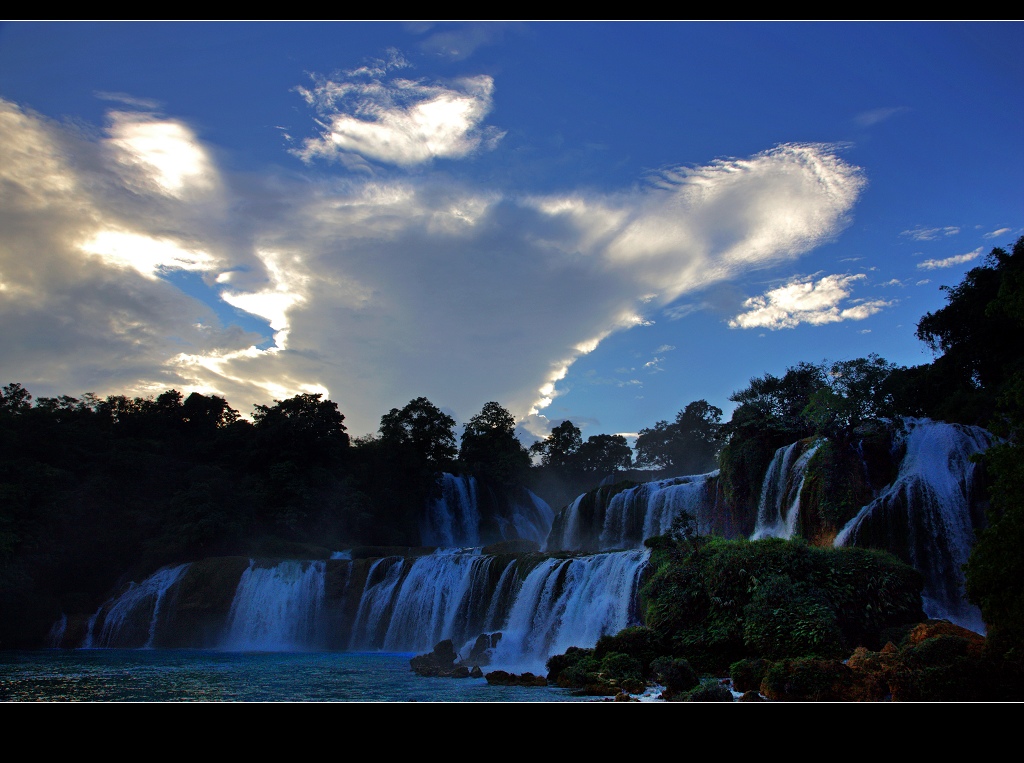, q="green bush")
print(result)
[599,651,643,682]
[650,656,698,695]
